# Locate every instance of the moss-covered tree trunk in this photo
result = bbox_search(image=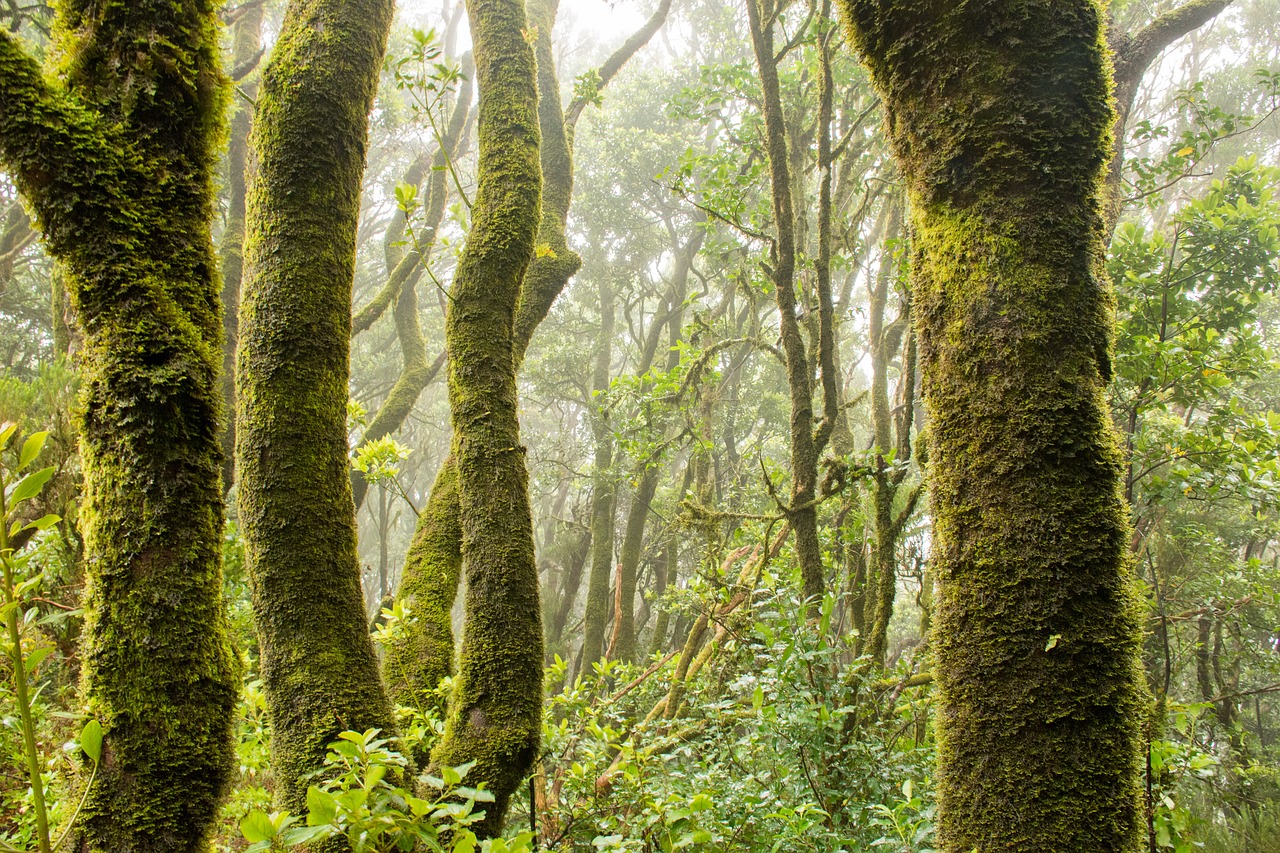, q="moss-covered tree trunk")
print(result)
[0,1,238,848]
[236,0,396,813]
[746,0,837,617]
[837,1,1146,849]
[219,3,264,493]
[581,276,617,666]
[426,0,542,834]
